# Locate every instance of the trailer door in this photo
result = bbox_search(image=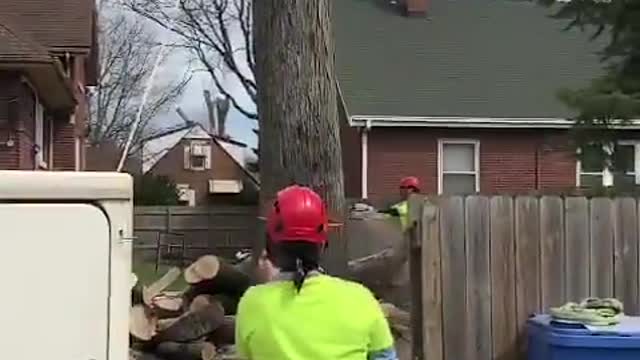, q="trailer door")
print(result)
[0,203,110,360]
